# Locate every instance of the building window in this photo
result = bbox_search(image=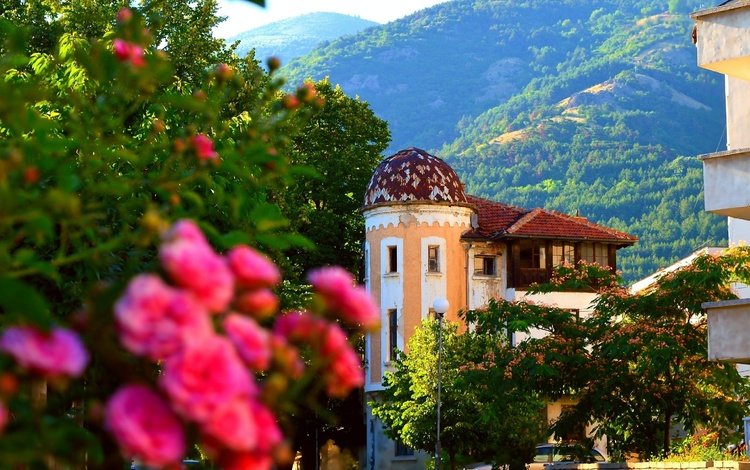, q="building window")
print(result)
[474,255,496,276]
[364,247,370,281]
[552,242,575,266]
[395,440,415,457]
[428,245,440,272]
[387,246,398,273]
[520,240,546,269]
[388,309,398,361]
[581,243,608,266]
